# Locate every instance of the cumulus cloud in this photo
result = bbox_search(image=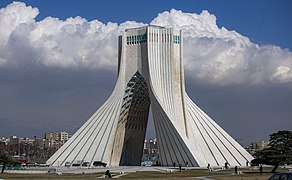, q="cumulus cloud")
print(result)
[151,9,292,85]
[0,2,144,69]
[0,2,292,85]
